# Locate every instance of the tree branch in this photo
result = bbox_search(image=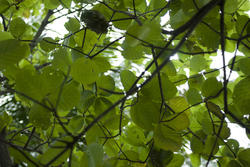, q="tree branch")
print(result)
[29,10,54,52]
